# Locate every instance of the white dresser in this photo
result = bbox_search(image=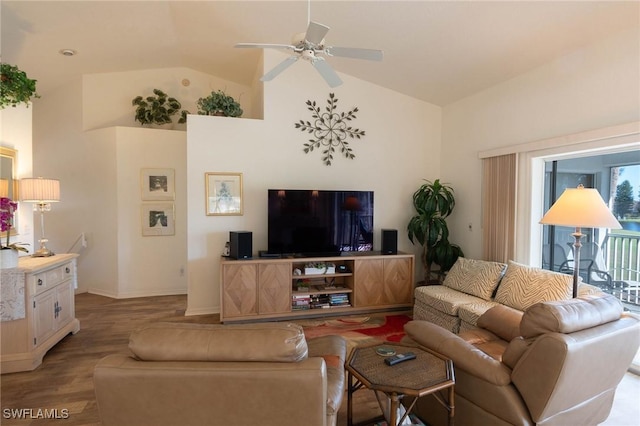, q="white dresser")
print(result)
[0,254,80,374]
